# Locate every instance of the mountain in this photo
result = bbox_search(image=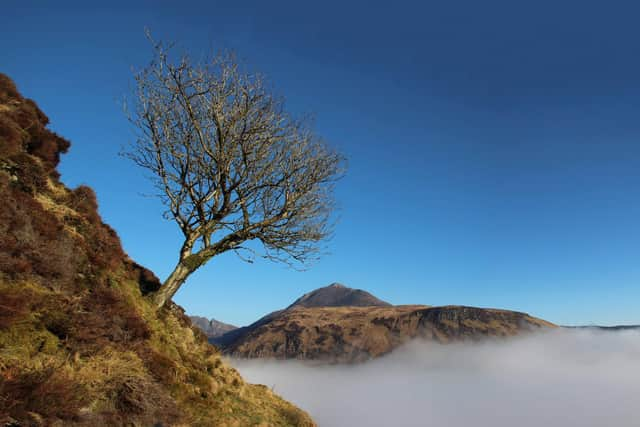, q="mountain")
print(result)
[565,325,640,331]
[190,316,238,339]
[222,305,554,362]
[0,74,314,426]
[287,282,391,308]
[212,283,389,348]
[214,284,555,362]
